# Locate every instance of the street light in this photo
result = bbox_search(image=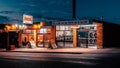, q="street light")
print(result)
[17,25,27,30]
